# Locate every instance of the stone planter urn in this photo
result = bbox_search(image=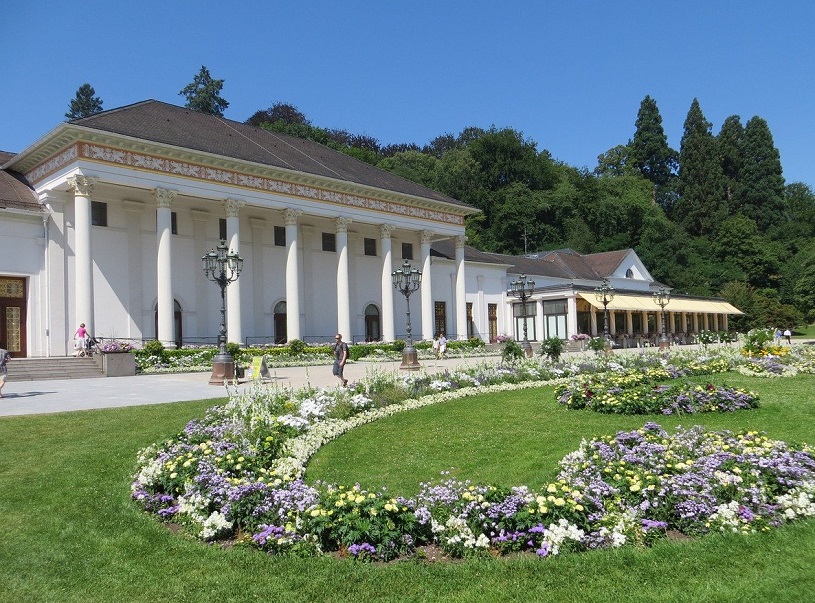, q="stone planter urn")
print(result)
[100,352,136,377]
